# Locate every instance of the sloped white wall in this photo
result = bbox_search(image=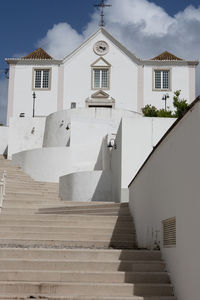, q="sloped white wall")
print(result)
[0,127,9,155]
[129,101,200,300]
